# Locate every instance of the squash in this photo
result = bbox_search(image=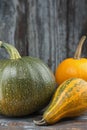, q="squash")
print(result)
[34,78,87,125]
[0,41,56,116]
[55,35,87,85]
